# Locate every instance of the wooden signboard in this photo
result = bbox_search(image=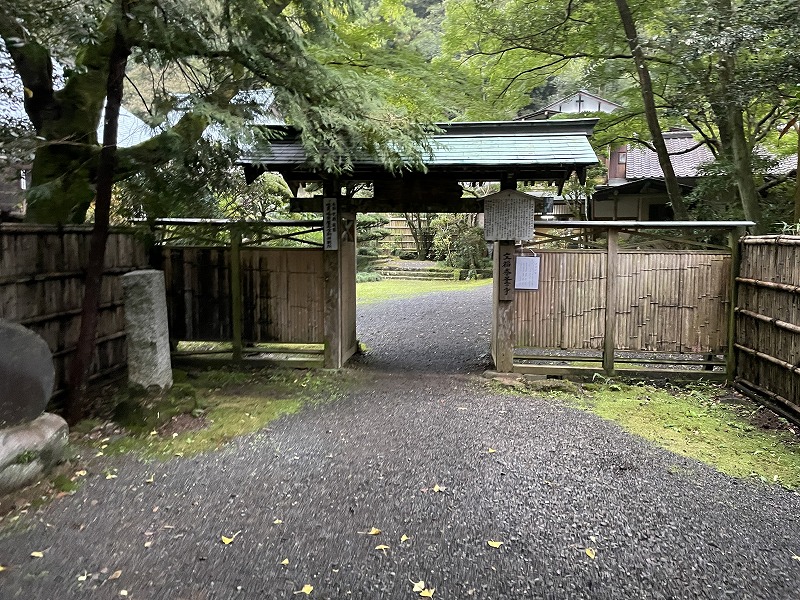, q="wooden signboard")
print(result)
[498,245,516,301]
[484,189,535,241]
[323,197,338,251]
